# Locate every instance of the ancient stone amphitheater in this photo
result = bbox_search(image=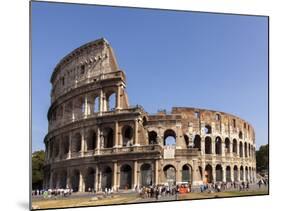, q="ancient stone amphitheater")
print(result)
[43,38,256,192]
